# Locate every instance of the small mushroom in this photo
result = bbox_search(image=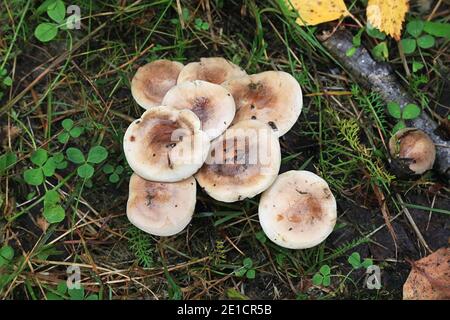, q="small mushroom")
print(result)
[403,247,450,300]
[131,59,184,109]
[389,128,436,176]
[161,80,236,140]
[127,174,196,236]
[195,120,281,203]
[222,71,303,137]
[177,57,247,84]
[123,106,210,182]
[258,170,337,249]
